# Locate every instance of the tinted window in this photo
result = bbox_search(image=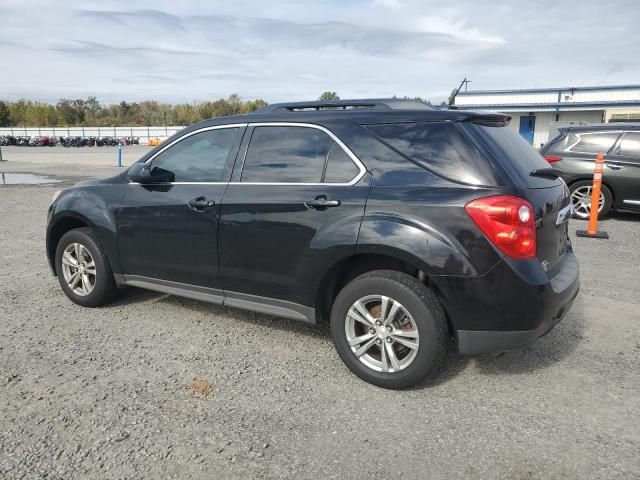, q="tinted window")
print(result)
[241,126,331,183]
[324,141,359,183]
[367,122,496,185]
[569,133,619,154]
[619,132,640,157]
[150,128,239,182]
[472,124,557,188]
